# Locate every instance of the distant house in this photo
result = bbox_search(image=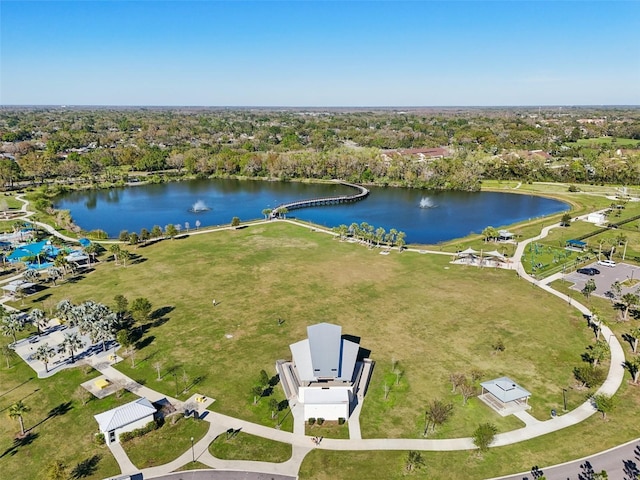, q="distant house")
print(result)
[94,397,156,444]
[277,323,372,421]
[382,147,450,162]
